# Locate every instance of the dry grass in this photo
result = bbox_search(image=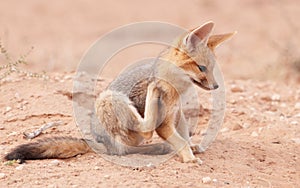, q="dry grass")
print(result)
[0,39,48,82]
